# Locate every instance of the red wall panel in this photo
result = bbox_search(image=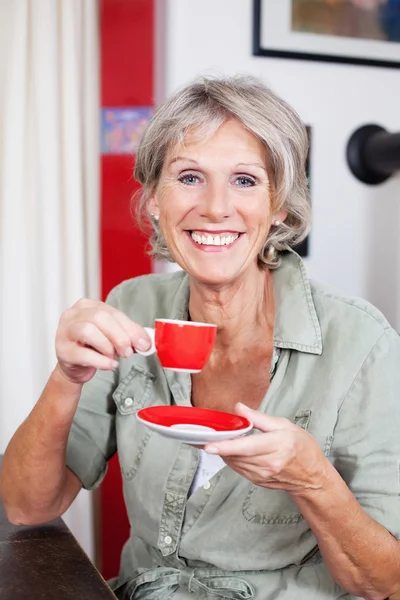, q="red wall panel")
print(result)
[101,0,154,107]
[101,155,151,299]
[100,0,154,581]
